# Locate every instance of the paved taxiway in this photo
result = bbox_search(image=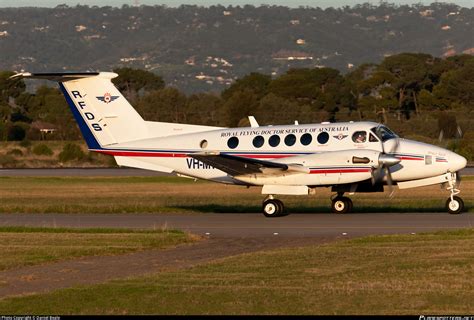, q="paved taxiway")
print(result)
[1,168,472,237]
[0,213,472,237]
